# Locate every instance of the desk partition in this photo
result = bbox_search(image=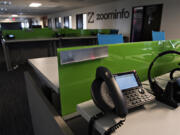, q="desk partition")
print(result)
[98,34,124,45]
[57,40,180,116]
[2,28,55,40]
[152,31,165,41]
